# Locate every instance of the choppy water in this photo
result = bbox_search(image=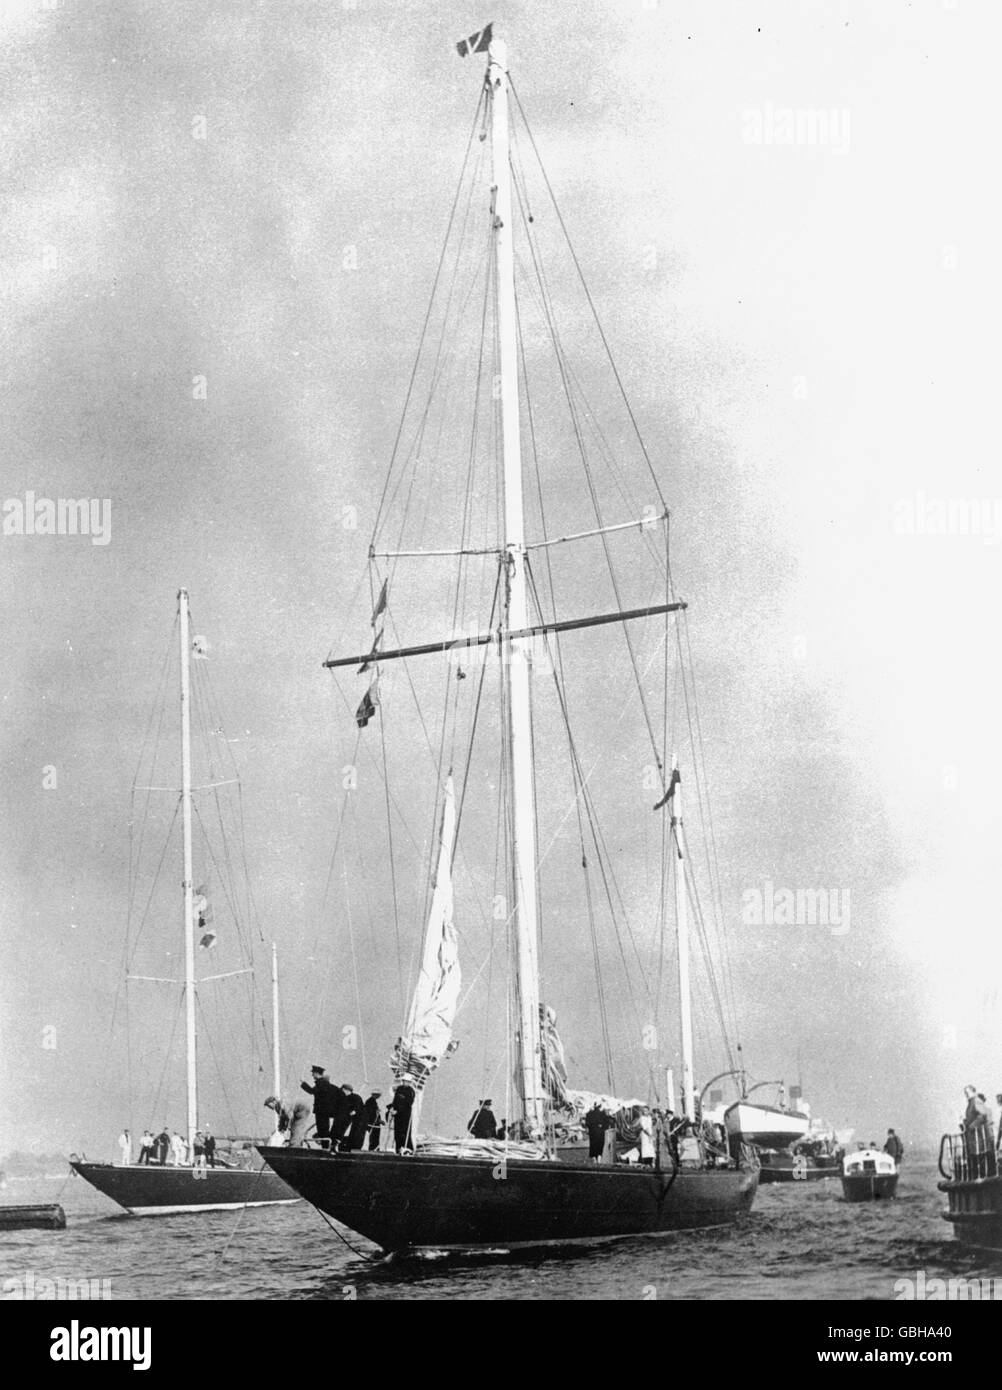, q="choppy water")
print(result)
[2,1158,1000,1300]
